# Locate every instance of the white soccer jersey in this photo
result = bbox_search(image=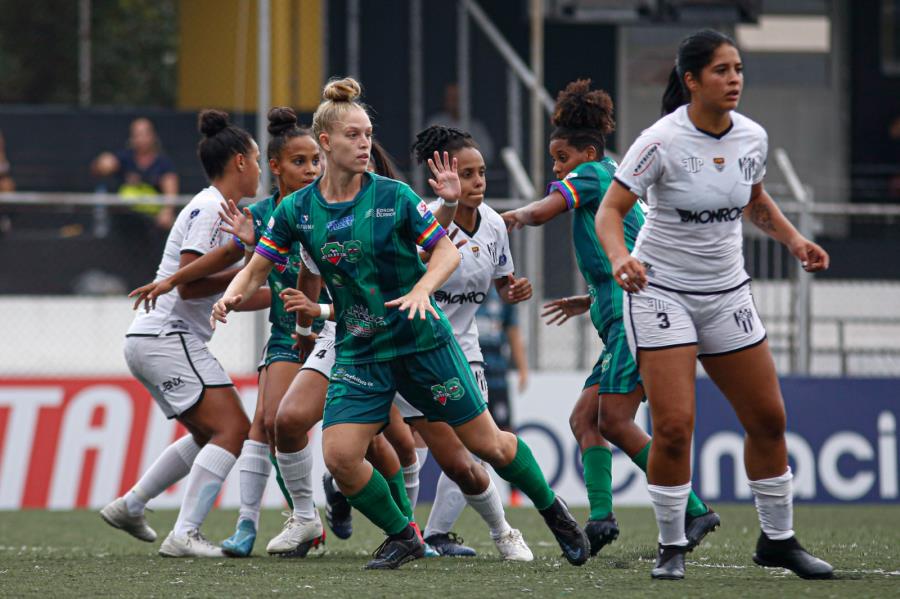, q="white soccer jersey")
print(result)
[430,202,515,363]
[615,105,768,292]
[127,186,239,342]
